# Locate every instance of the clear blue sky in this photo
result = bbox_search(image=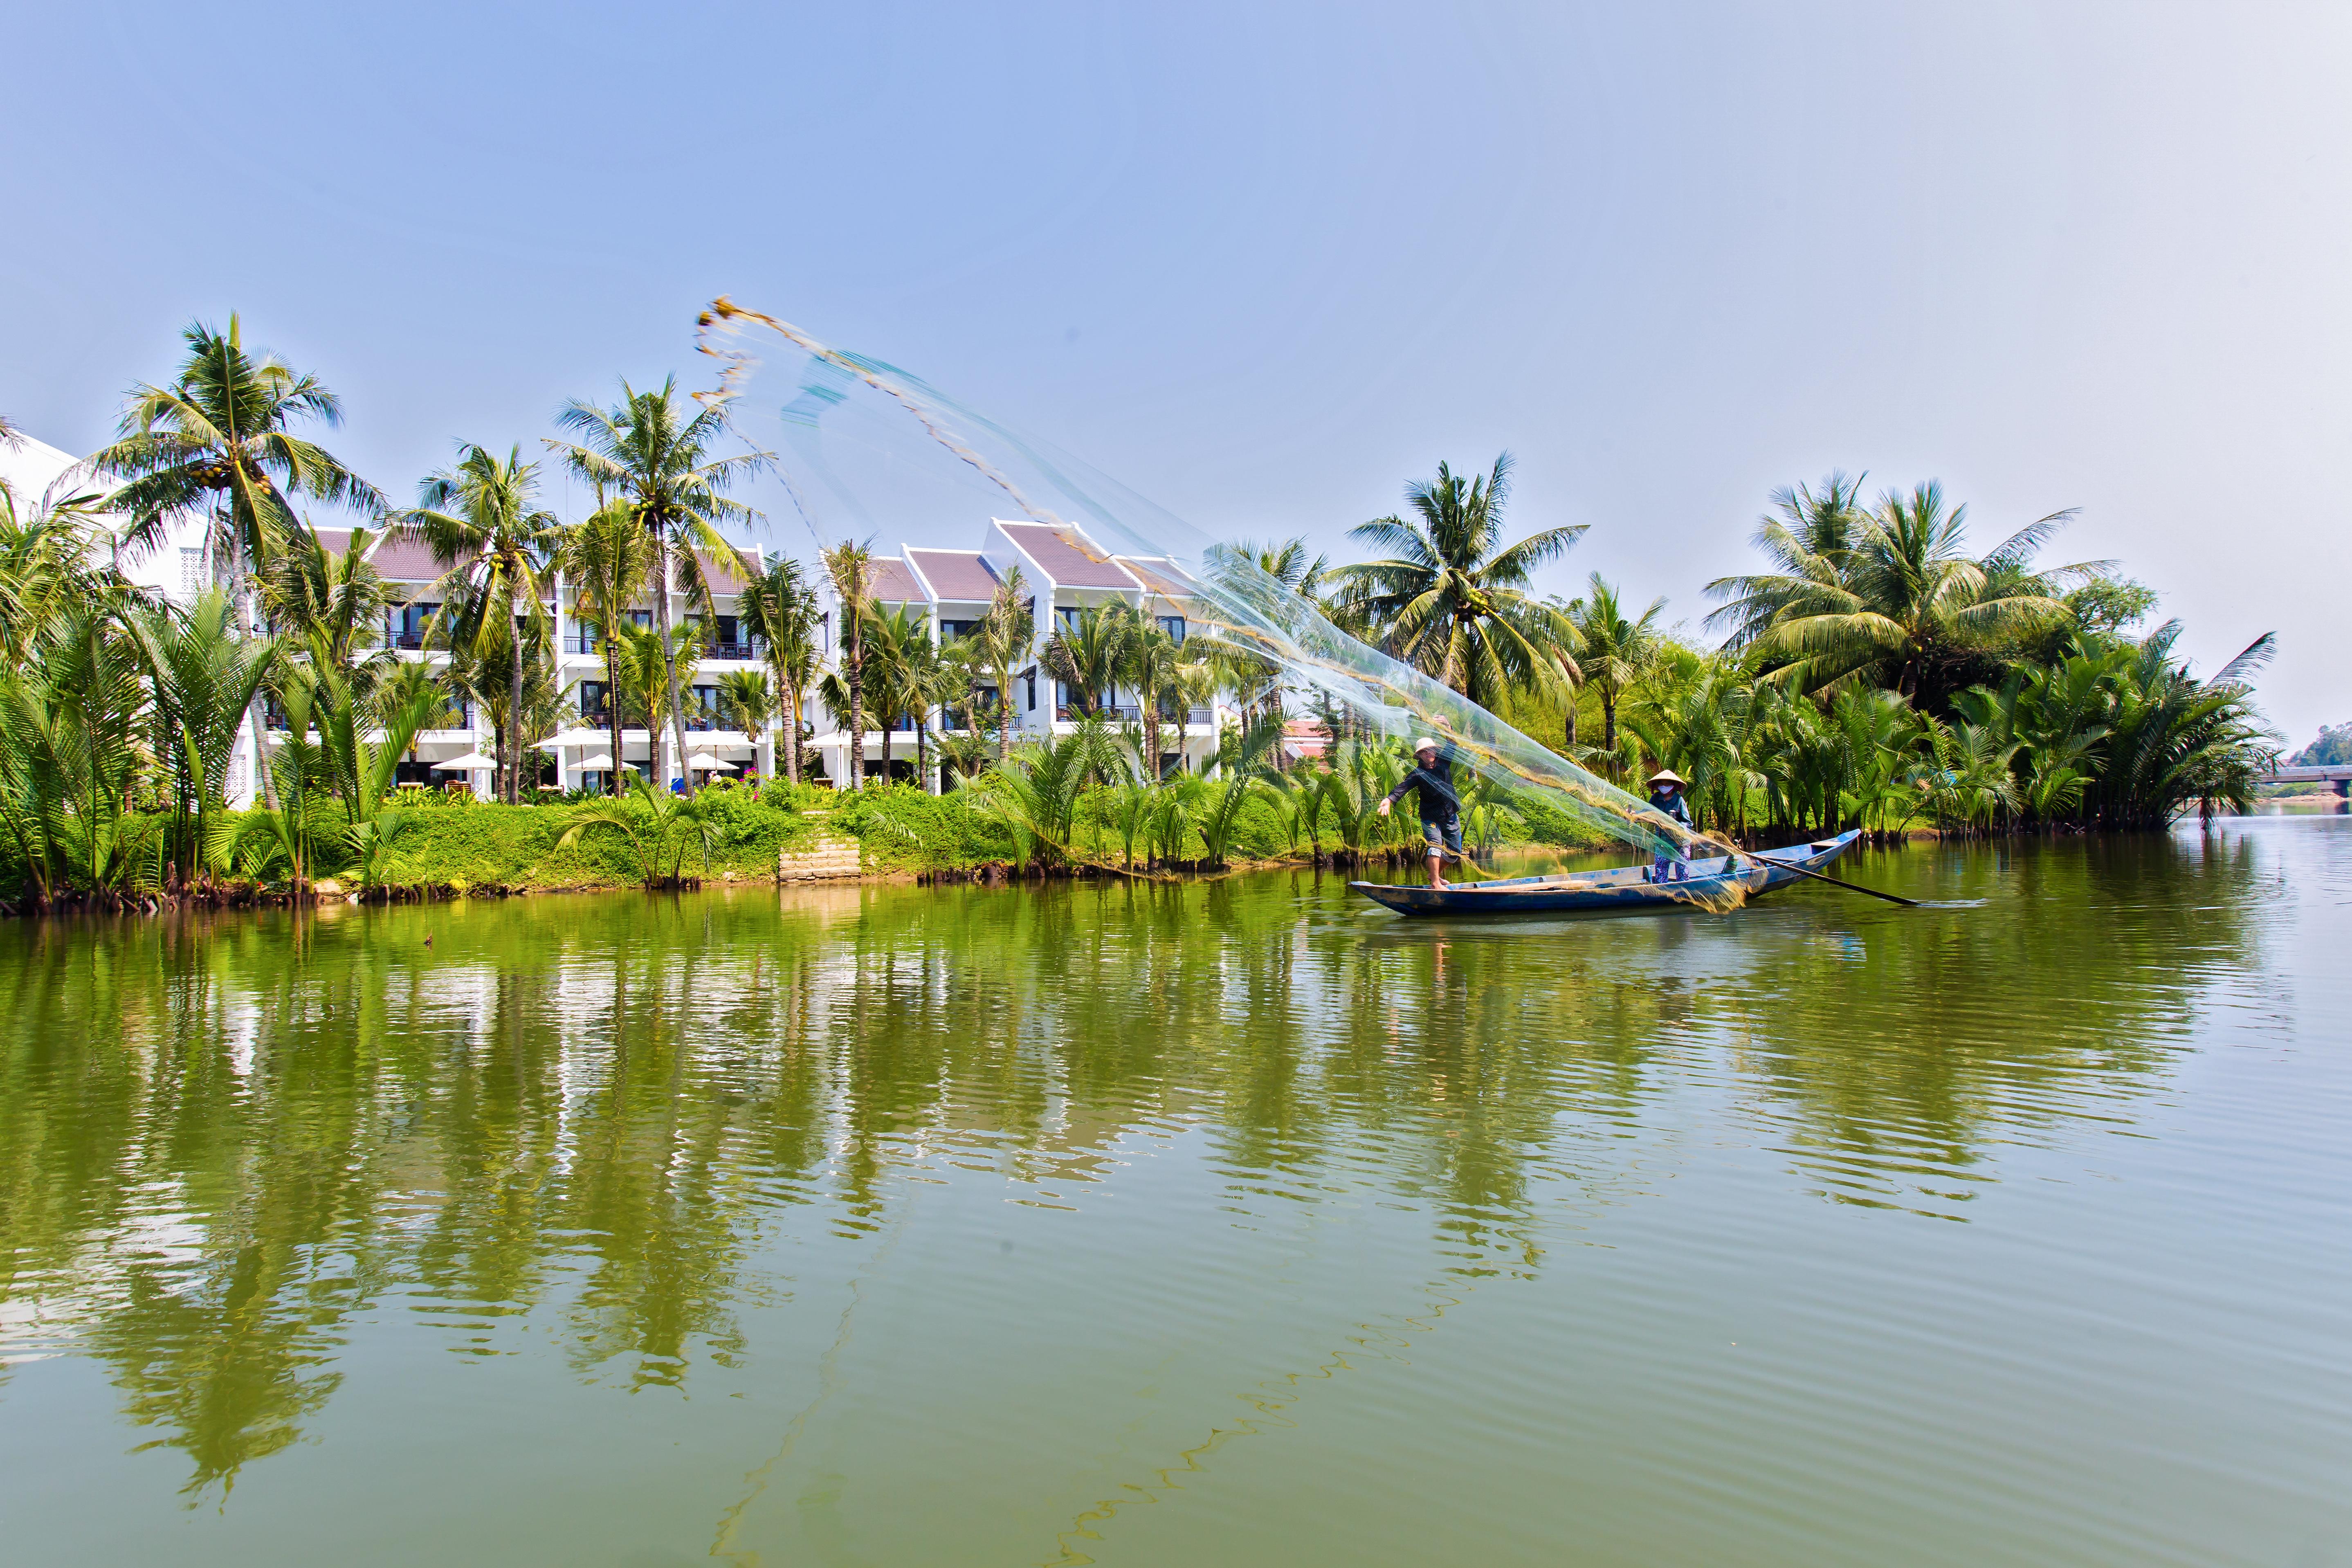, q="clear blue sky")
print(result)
[4,2,2345,742]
